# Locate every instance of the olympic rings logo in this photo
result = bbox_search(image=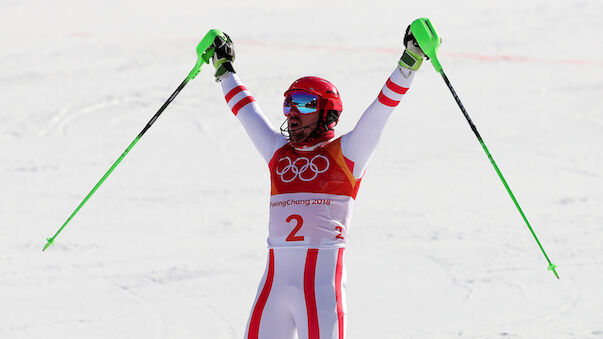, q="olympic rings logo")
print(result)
[275,155,330,183]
